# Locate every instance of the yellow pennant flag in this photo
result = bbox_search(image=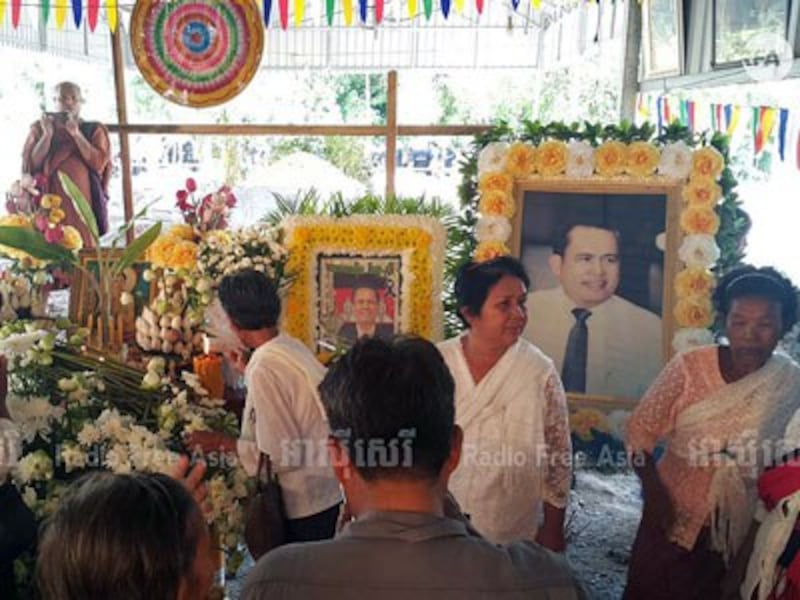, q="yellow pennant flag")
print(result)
[726,105,741,137]
[294,0,304,26]
[0,0,6,26]
[342,0,352,24]
[454,0,463,12]
[107,0,117,32]
[408,0,417,18]
[532,0,541,8]
[55,0,67,29]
